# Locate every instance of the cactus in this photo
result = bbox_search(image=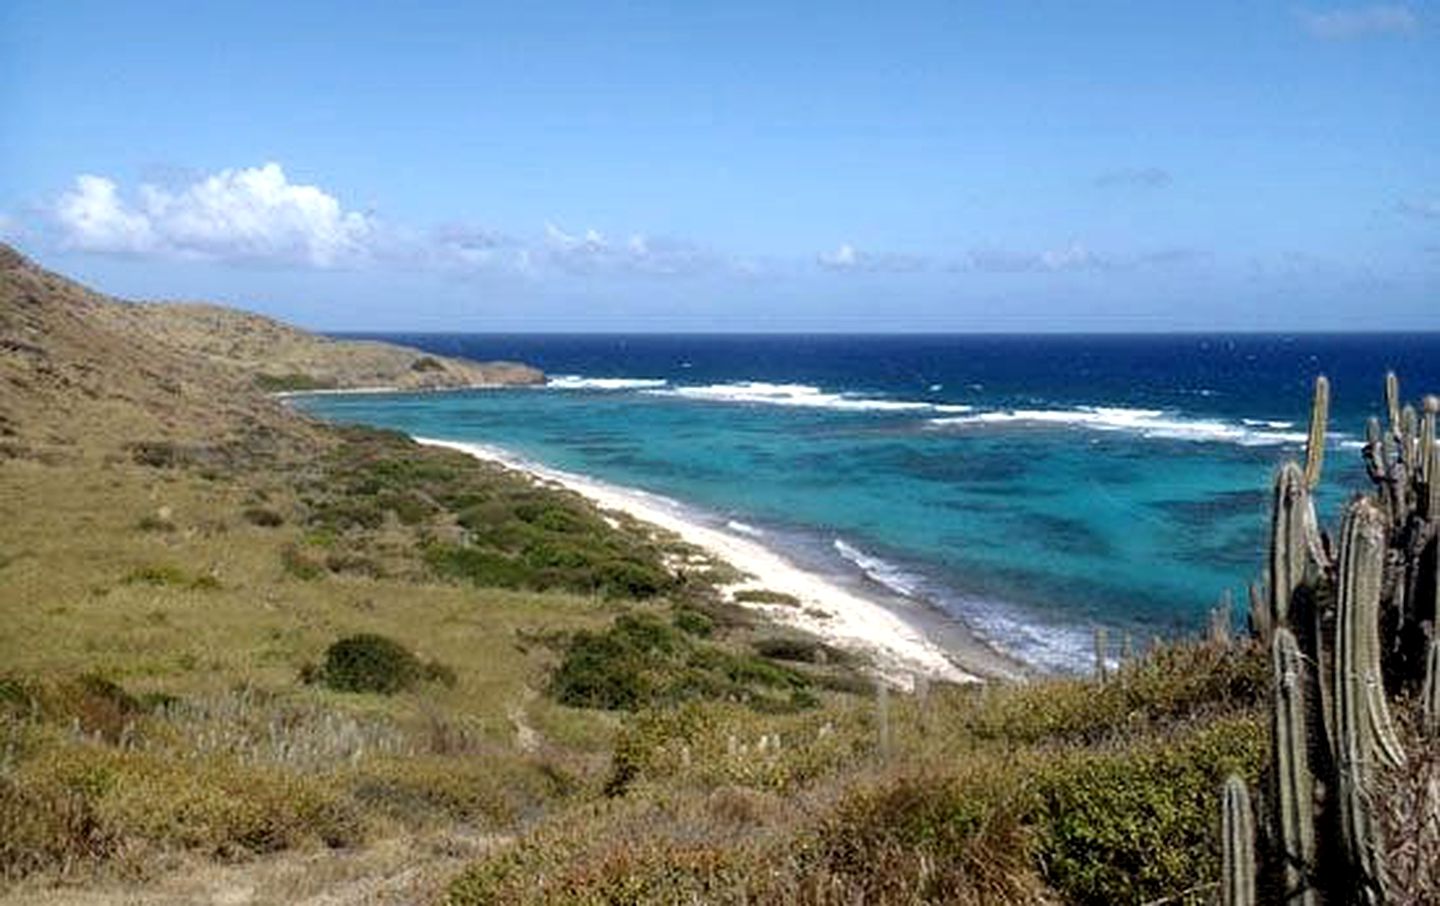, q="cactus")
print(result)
[1271,628,1317,905]
[1248,581,1272,647]
[1422,396,1437,487]
[1424,639,1440,736]
[1093,626,1109,680]
[1304,375,1329,489]
[1233,374,1440,905]
[1210,590,1233,646]
[1333,498,1406,769]
[1386,371,1401,438]
[1332,498,1402,903]
[1269,463,1325,627]
[1221,774,1257,906]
